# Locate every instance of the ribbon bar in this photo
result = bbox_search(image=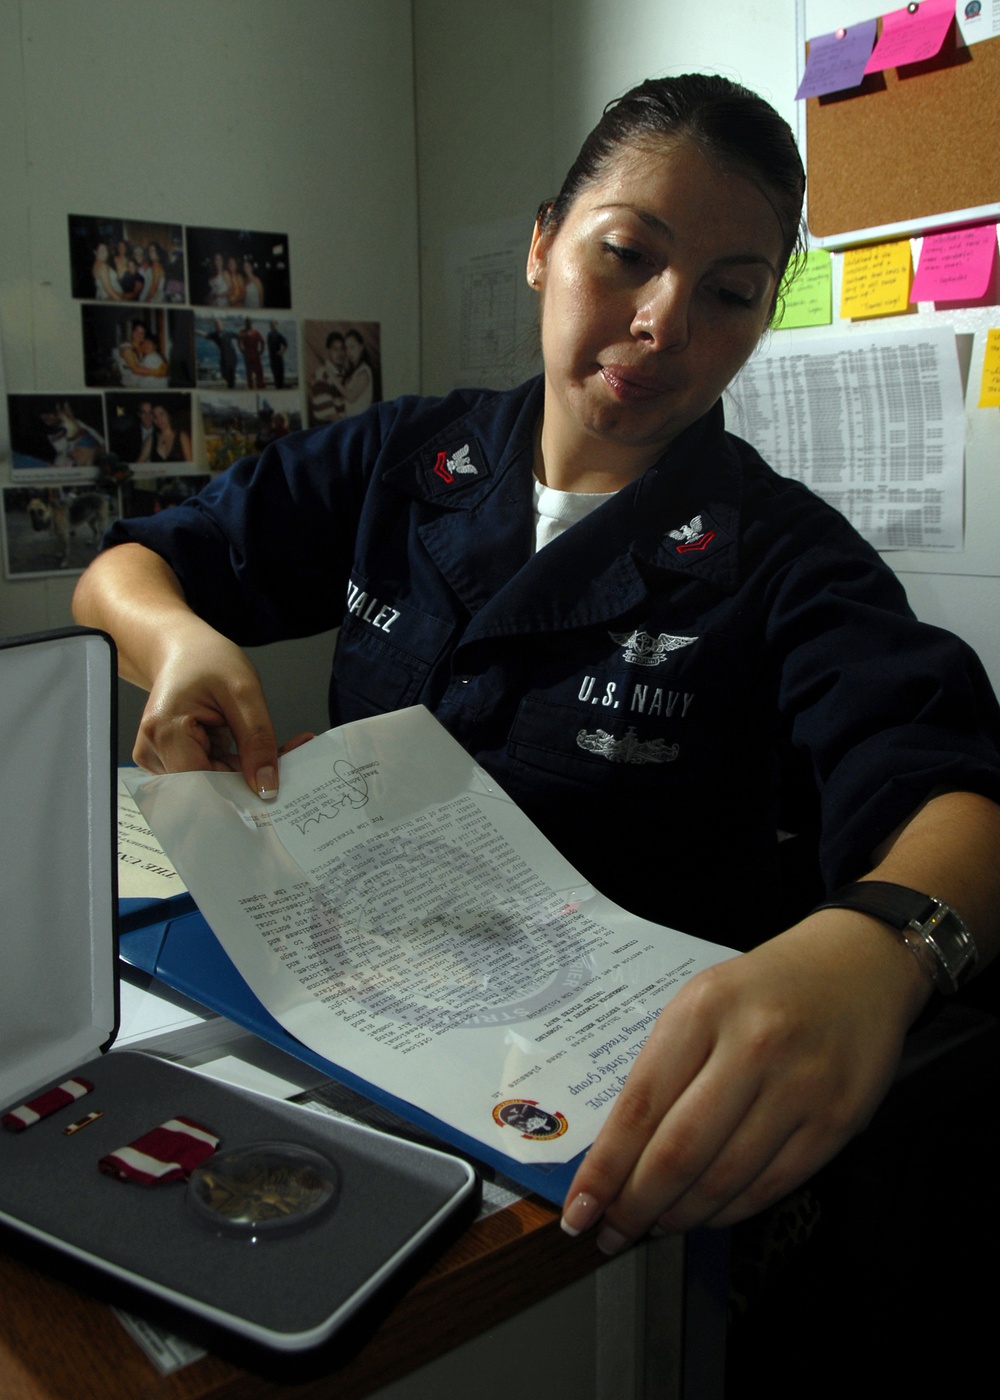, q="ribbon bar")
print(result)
[2,1077,95,1132]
